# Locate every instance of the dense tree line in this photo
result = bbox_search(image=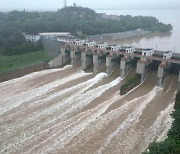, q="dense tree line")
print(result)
[0,7,172,55]
[143,91,180,154]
